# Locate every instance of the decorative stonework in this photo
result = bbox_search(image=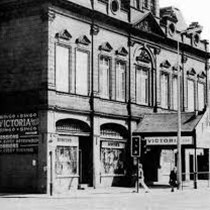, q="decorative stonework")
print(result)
[187,68,196,76]
[136,50,151,63]
[198,71,206,79]
[76,35,91,45]
[41,9,56,22]
[133,13,165,37]
[128,40,135,47]
[90,24,100,35]
[181,55,188,63]
[55,29,72,40]
[172,64,182,71]
[154,48,161,55]
[160,60,171,68]
[99,42,113,52]
[116,47,128,56]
